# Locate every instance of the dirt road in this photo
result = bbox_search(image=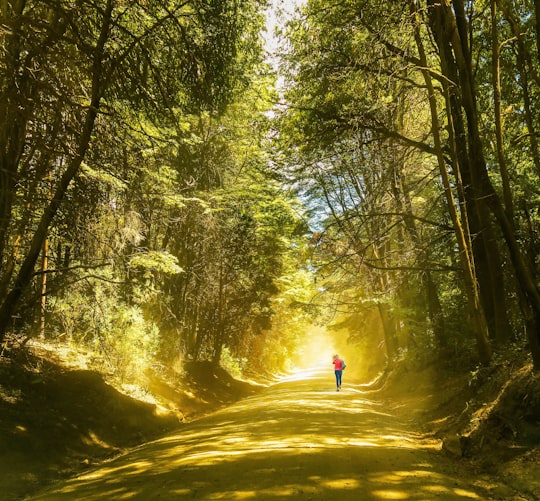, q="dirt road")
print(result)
[28,366,512,500]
